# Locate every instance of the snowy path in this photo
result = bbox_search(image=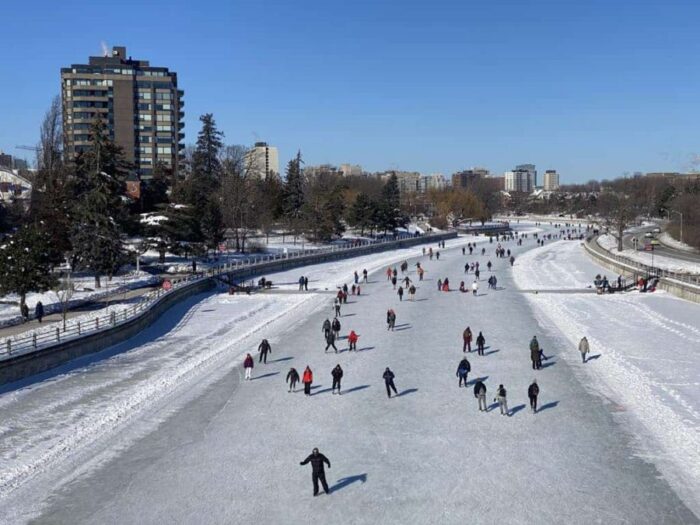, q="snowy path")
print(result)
[0,233,697,524]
